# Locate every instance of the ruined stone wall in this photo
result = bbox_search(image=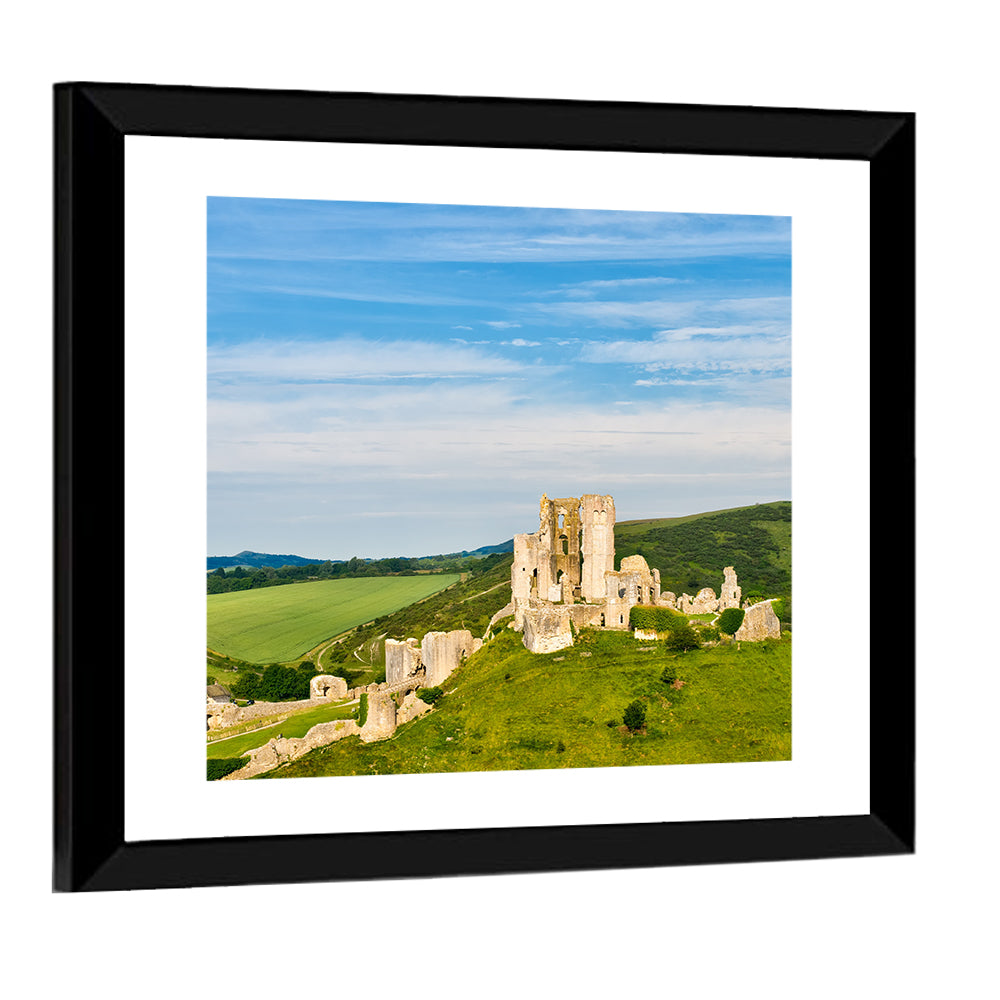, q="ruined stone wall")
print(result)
[619,554,660,606]
[385,637,422,684]
[678,587,719,614]
[512,532,542,611]
[540,495,583,597]
[603,567,649,629]
[522,605,574,653]
[207,696,316,732]
[224,718,361,779]
[422,629,476,687]
[734,600,781,641]
[719,566,741,610]
[566,603,605,629]
[396,690,432,725]
[359,690,397,743]
[580,494,615,602]
[309,674,348,701]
